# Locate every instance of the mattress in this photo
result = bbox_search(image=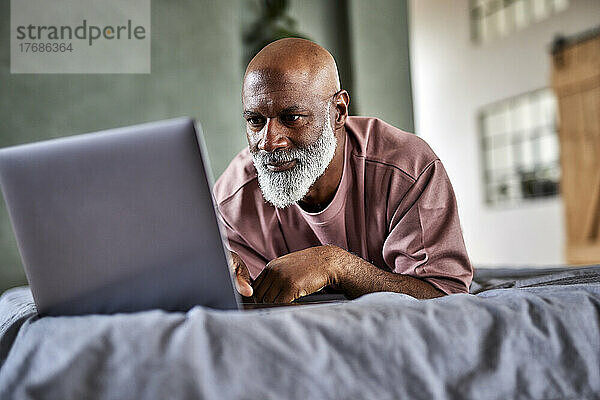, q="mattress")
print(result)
[0,266,599,400]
